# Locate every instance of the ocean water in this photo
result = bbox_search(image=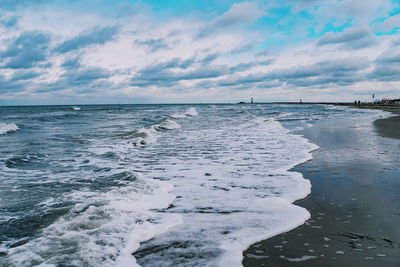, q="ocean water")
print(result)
[0,104,384,266]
